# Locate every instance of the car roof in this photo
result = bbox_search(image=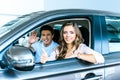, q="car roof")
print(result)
[29,9,120,17]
